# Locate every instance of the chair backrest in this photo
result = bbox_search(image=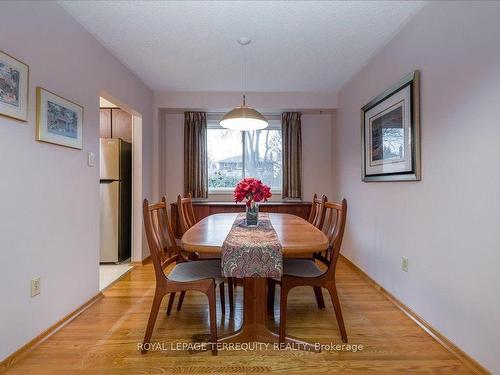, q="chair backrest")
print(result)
[314,199,347,276]
[308,194,327,230]
[143,197,183,282]
[177,193,197,235]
